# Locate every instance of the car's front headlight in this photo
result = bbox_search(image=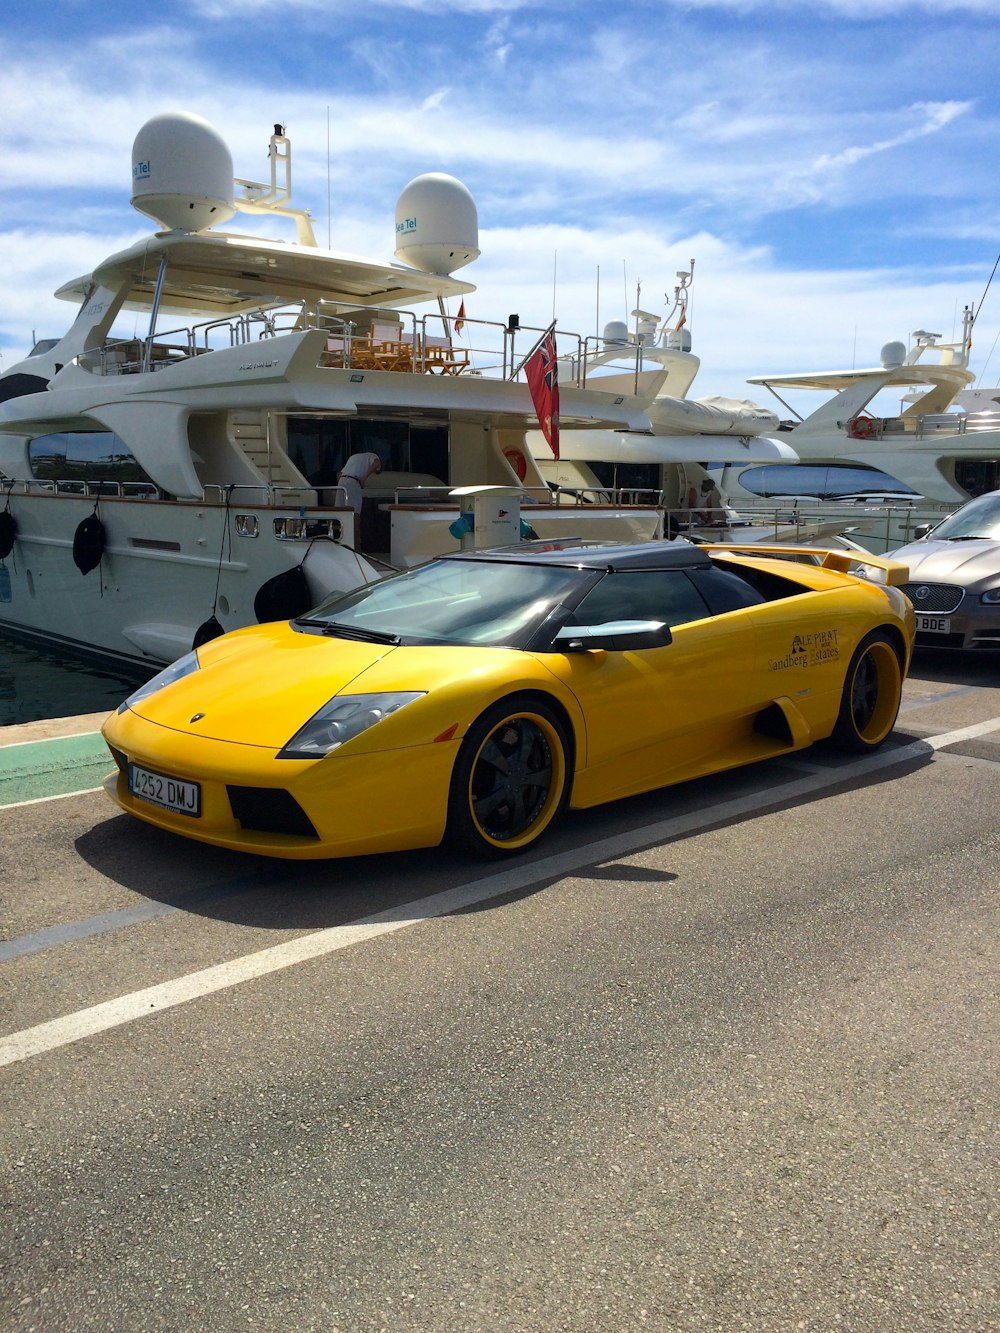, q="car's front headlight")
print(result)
[981,589,1000,604]
[118,651,200,713]
[277,692,425,759]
